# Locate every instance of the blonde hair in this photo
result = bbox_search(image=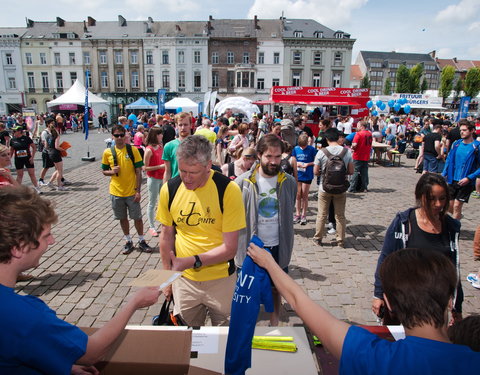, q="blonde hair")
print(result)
[175,112,191,124]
